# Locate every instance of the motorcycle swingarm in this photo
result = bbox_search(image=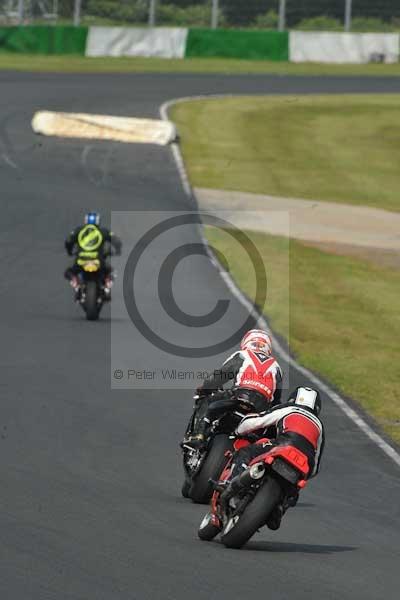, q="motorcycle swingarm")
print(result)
[223,490,255,522]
